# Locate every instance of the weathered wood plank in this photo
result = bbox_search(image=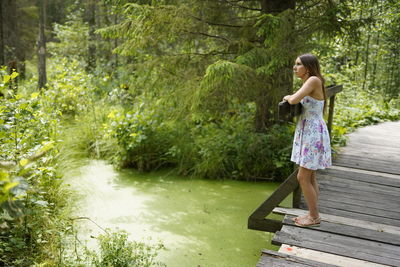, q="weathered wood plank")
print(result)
[282,215,400,246]
[343,135,400,148]
[317,176,400,197]
[333,155,400,175]
[326,84,343,98]
[319,192,400,211]
[272,207,400,236]
[319,168,400,187]
[279,244,389,267]
[333,156,400,171]
[272,225,400,266]
[317,201,400,220]
[257,249,337,267]
[314,206,400,227]
[318,185,400,205]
